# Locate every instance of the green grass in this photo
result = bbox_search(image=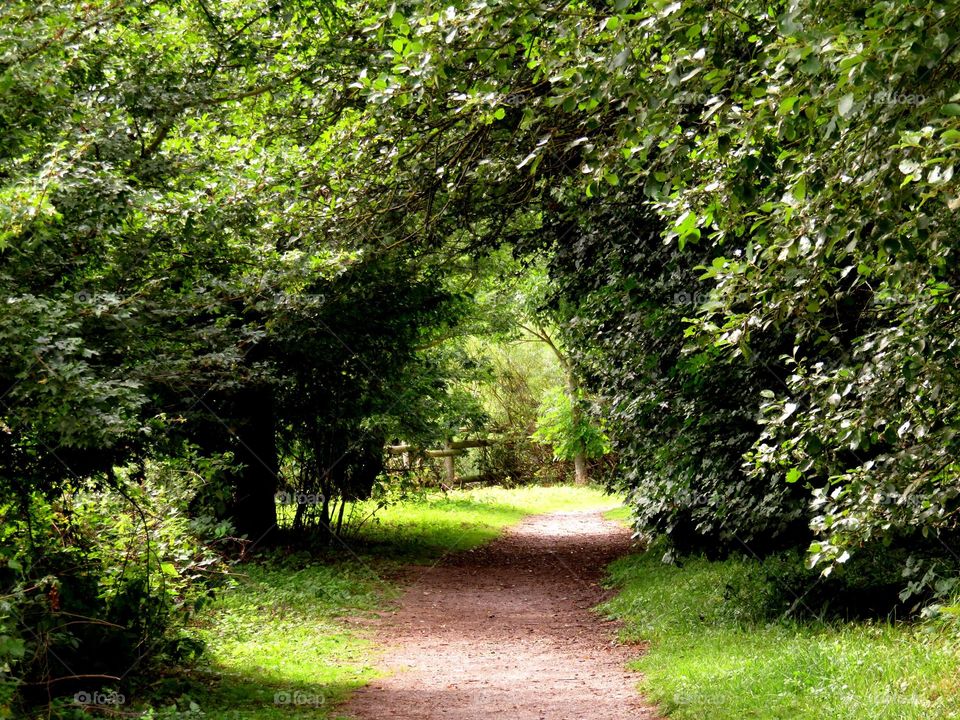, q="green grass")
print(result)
[181,562,383,720]
[353,484,617,560]
[171,484,617,719]
[603,504,633,525]
[601,551,960,720]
